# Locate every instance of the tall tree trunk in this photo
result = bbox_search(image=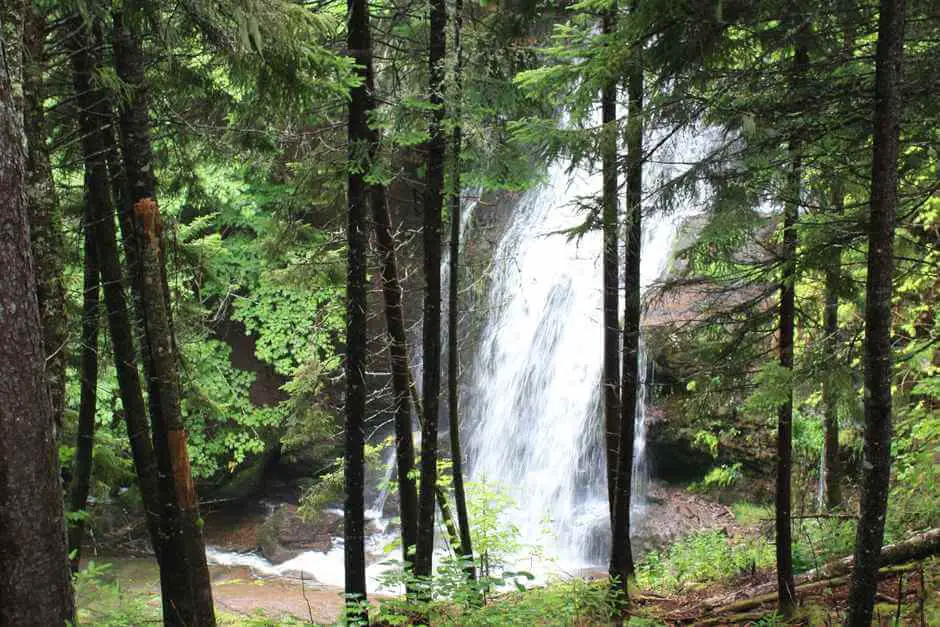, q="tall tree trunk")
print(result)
[371,186,420,569]
[345,0,370,616]
[847,0,905,623]
[448,0,475,580]
[820,187,843,511]
[23,8,66,430]
[611,41,640,596]
[68,225,101,573]
[774,34,808,618]
[774,153,798,621]
[371,188,465,566]
[66,14,181,621]
[361,0,419,566]
[111,11,216,626]
[601,8,621,525]
[0,3,75,621]
[415,0,447,582]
